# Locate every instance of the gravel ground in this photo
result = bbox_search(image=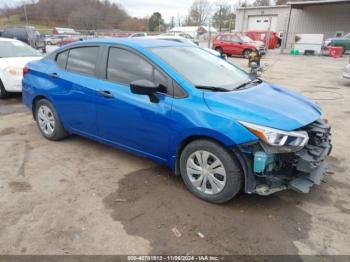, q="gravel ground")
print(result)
[0,49,349,255]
